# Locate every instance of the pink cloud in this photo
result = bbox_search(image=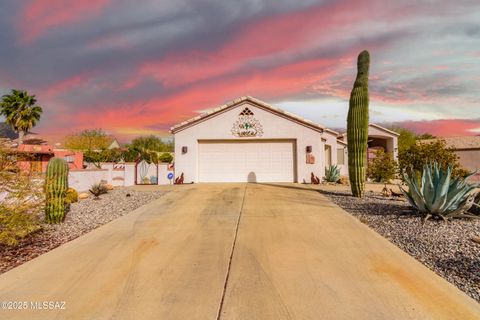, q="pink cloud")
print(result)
[18,0,111,44]
[127,0,388,90]
[397,119,480,137]
[45,72,91,97]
